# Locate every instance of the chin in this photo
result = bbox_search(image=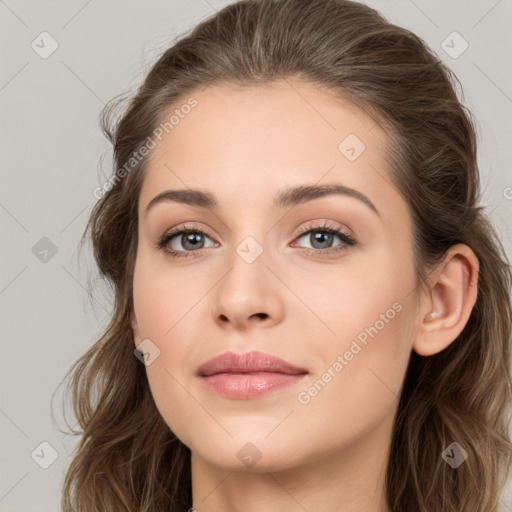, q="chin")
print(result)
[196,446,303,473]
[187,429,314,474]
